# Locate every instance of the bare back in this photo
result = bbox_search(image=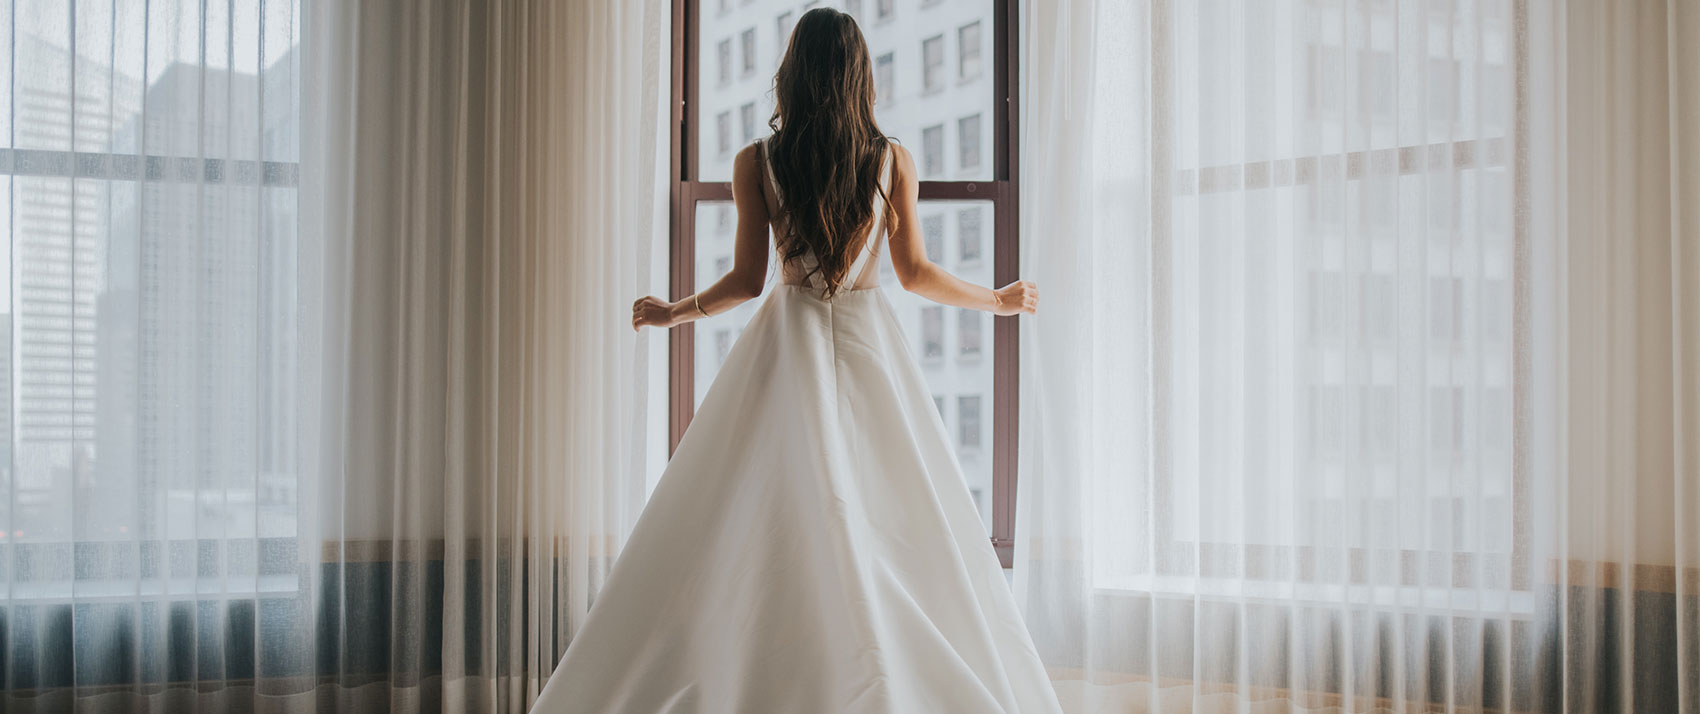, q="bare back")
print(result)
[758,138,895,293]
